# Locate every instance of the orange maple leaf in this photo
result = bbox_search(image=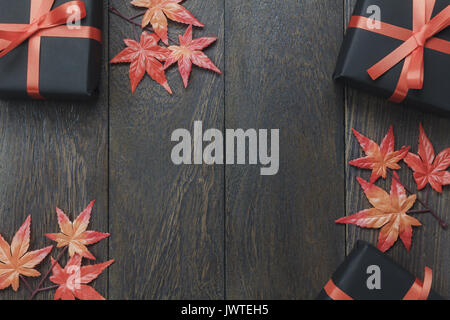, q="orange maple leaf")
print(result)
[350,126,410,183]
[336,175,421,252]
[131,0,204,45]
[45,201,109,260]
[50,254,114,300]
[0,216,53,291]
[404,124,450,193]
[164,25,221,88]
[110,32,172,94]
